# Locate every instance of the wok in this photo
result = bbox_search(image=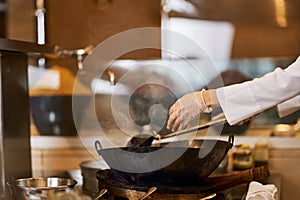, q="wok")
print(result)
[95,135,234,186]
[30,95,91,136]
